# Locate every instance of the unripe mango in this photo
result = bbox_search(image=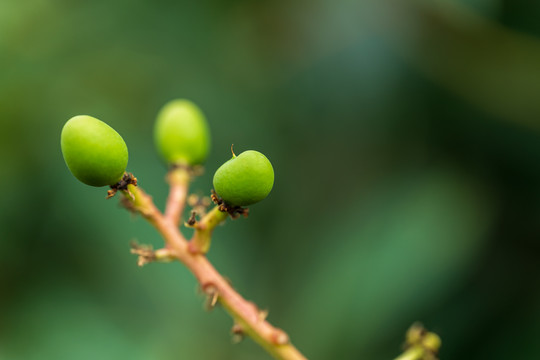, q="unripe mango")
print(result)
[213,150,274,206]
[61,115,128,187]
[154,99,210,166]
